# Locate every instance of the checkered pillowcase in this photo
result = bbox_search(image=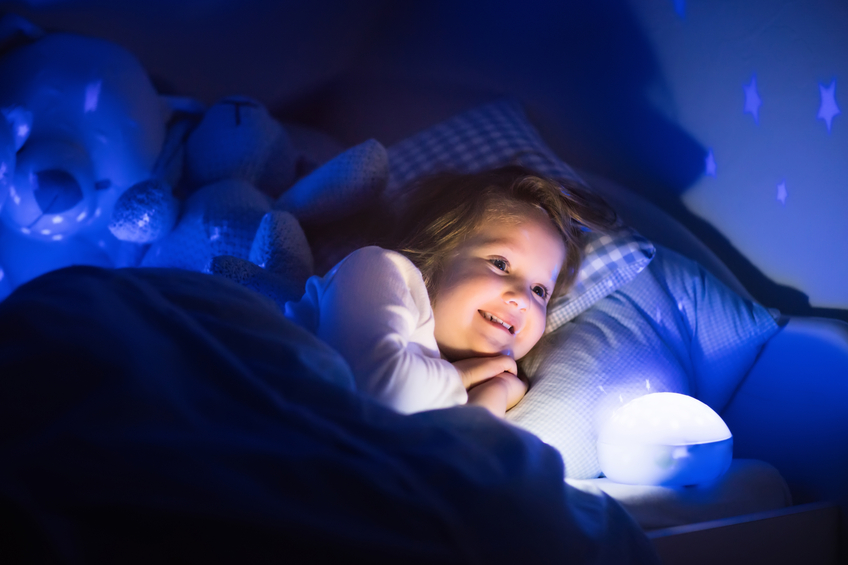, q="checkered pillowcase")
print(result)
[385,98,655,331]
